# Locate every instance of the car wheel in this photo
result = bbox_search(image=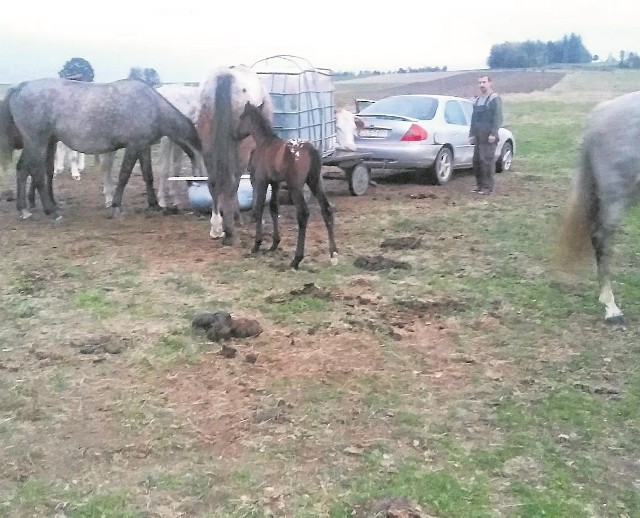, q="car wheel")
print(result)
[496,141,513,173]
[346,163,370,196]
[429,147,454,185]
